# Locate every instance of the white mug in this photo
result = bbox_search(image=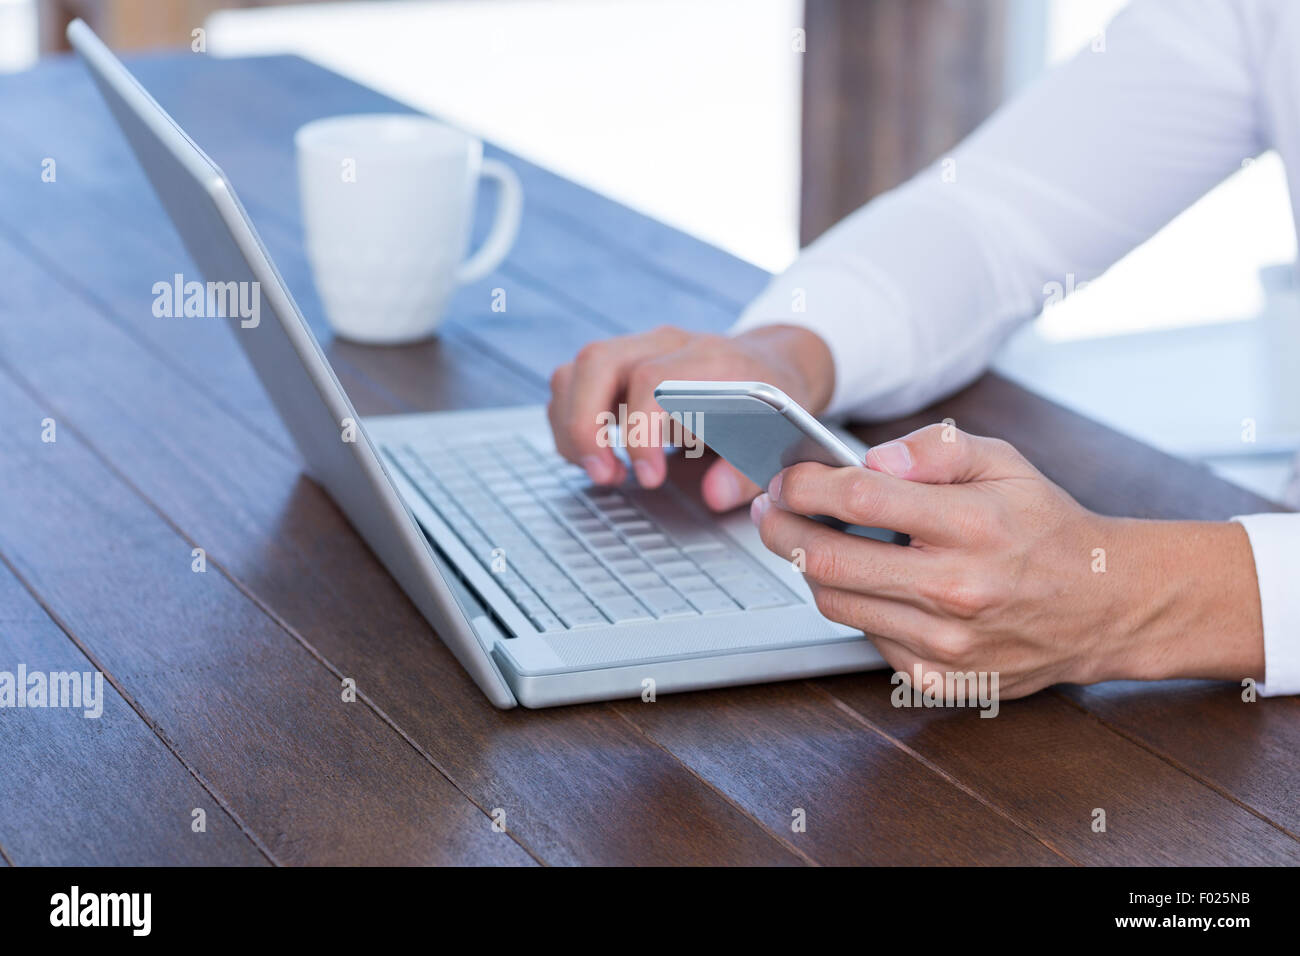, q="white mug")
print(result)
[295,113,523,344]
